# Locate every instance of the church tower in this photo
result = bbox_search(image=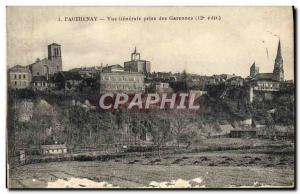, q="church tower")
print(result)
[273,40,284,81]
[48,43,62,71]
[250,62,259,77]
[131,47,141,61]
